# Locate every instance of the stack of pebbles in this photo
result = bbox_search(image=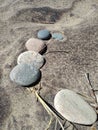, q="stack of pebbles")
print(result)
[10,29,51,86]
